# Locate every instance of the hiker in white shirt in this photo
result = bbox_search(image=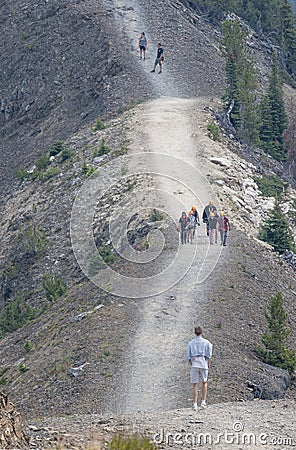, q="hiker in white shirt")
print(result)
[186,326,213,410]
